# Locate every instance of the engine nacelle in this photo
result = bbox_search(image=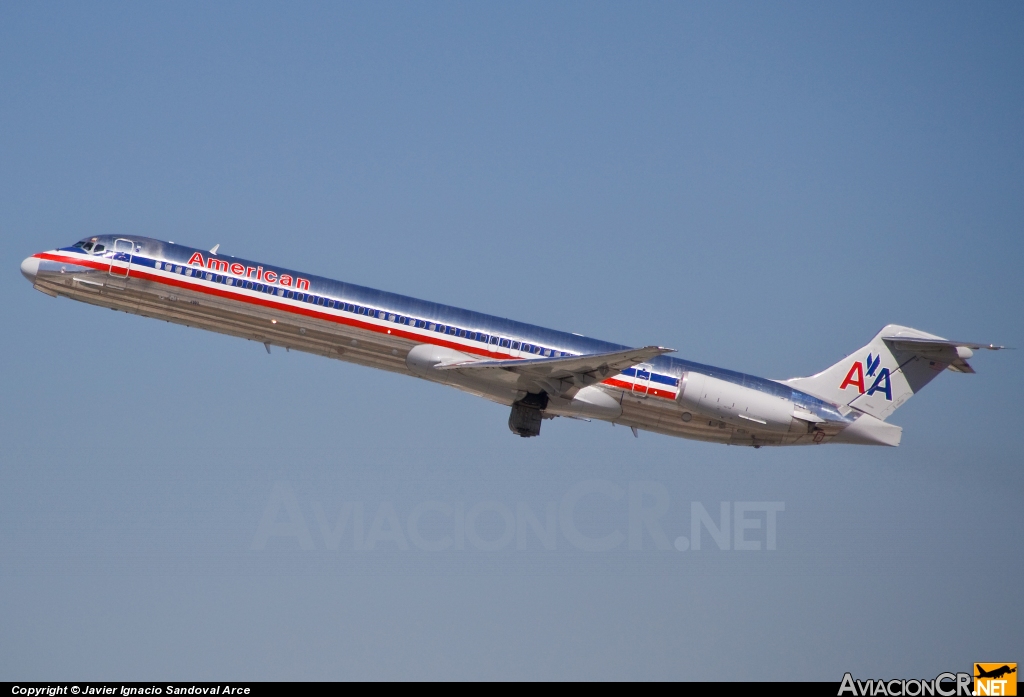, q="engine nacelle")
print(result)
[679,372,796,433]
